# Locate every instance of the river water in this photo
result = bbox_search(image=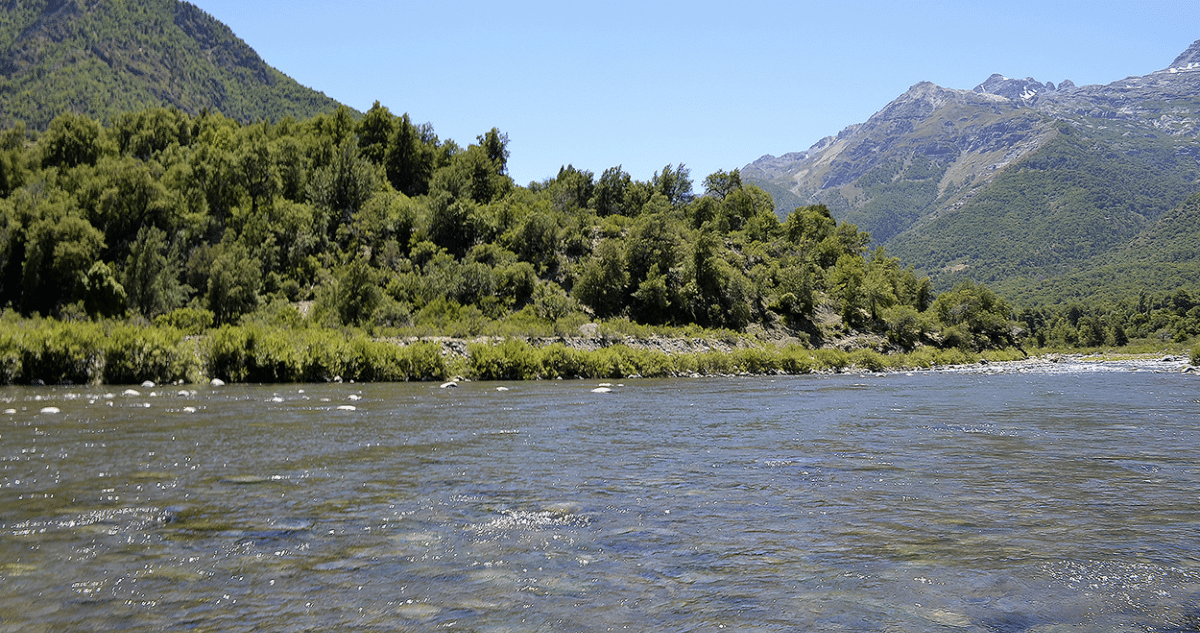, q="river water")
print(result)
[1,359,1198,632]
